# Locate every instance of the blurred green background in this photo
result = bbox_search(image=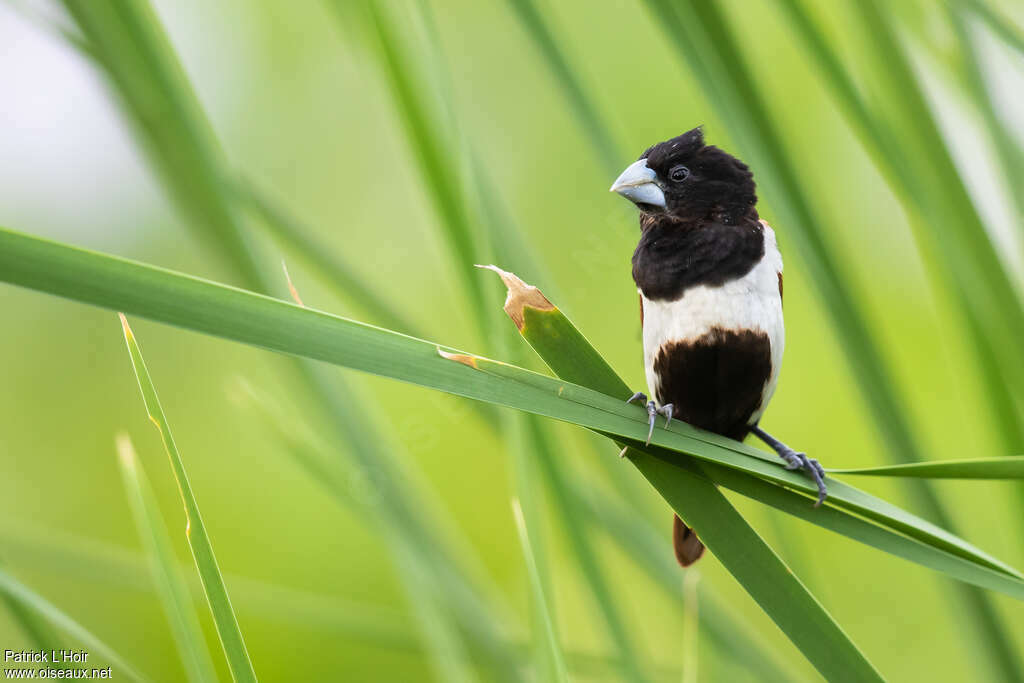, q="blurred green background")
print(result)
[1,0,1023,680]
